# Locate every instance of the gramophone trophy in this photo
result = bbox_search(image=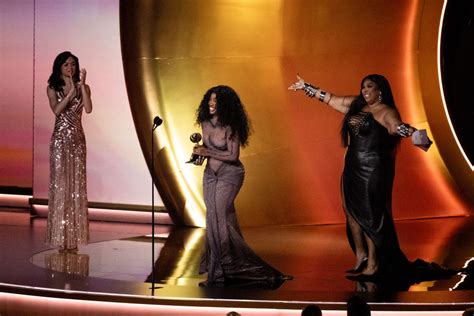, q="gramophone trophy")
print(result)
[186,132,204,164]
